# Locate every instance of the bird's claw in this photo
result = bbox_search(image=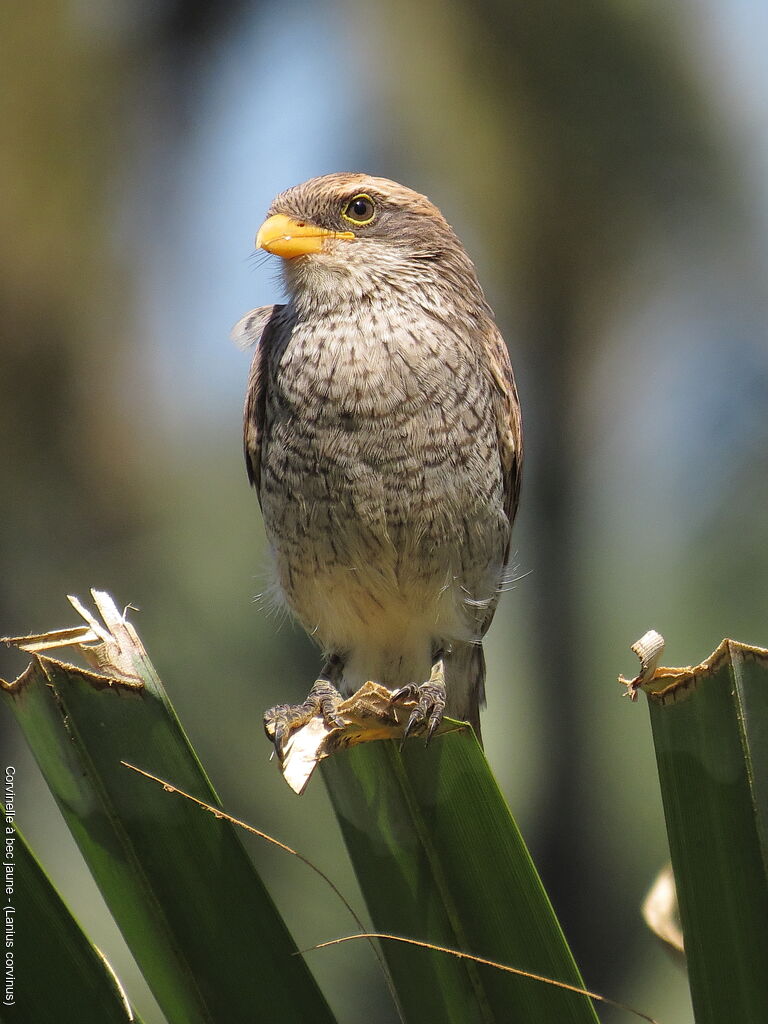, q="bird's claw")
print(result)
[264,679,345,762]
[390,680,446,747]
